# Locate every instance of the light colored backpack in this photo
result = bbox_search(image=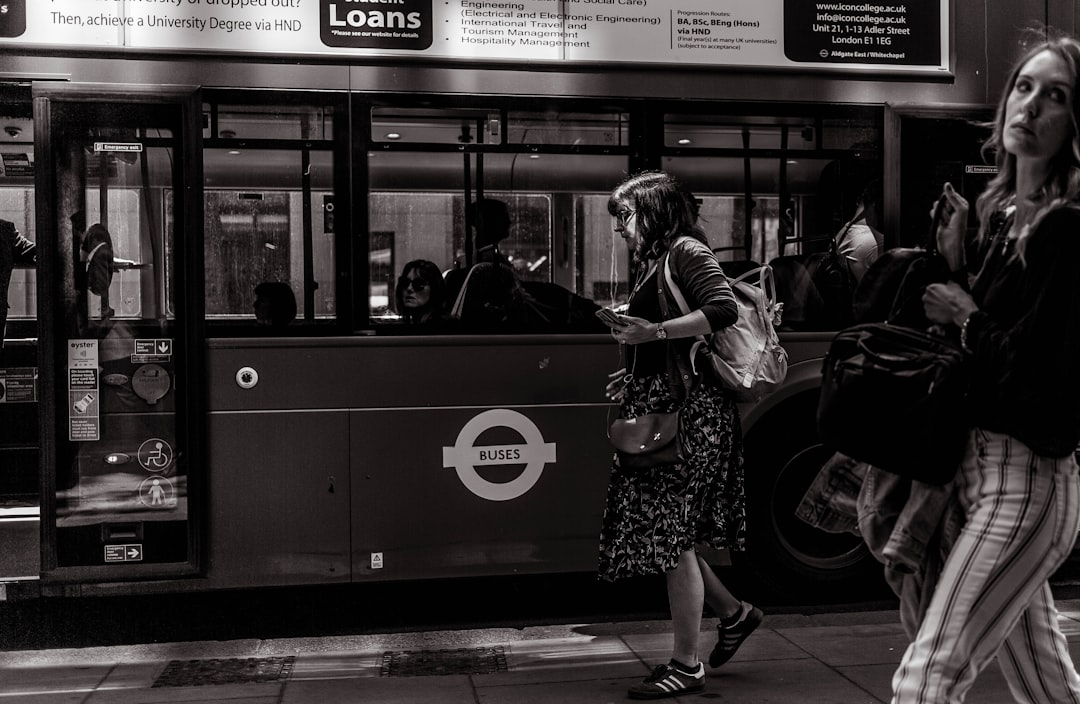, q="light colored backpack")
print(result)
[663,256,788,403]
